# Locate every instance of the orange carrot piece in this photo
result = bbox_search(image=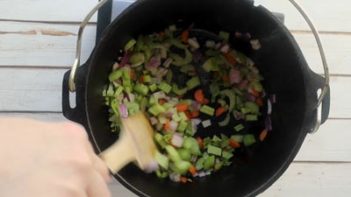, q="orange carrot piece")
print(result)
[189,165,197,176]
[176,103,189,112]
[163,120,171,131]
[194,89,205,103]
[130,70,136,80]
[229,139,241,148]
[215,107,227,117]
[159,99,167,105]
[259,129,268,141]
[191,111,200,118]
[180,176,188,184]
[196,137,204,149]
[181,30,189,43]
[224,52,236,65]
